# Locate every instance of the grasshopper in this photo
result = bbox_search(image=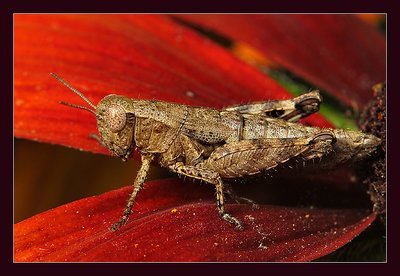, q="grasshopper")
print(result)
[51,73,381,231]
